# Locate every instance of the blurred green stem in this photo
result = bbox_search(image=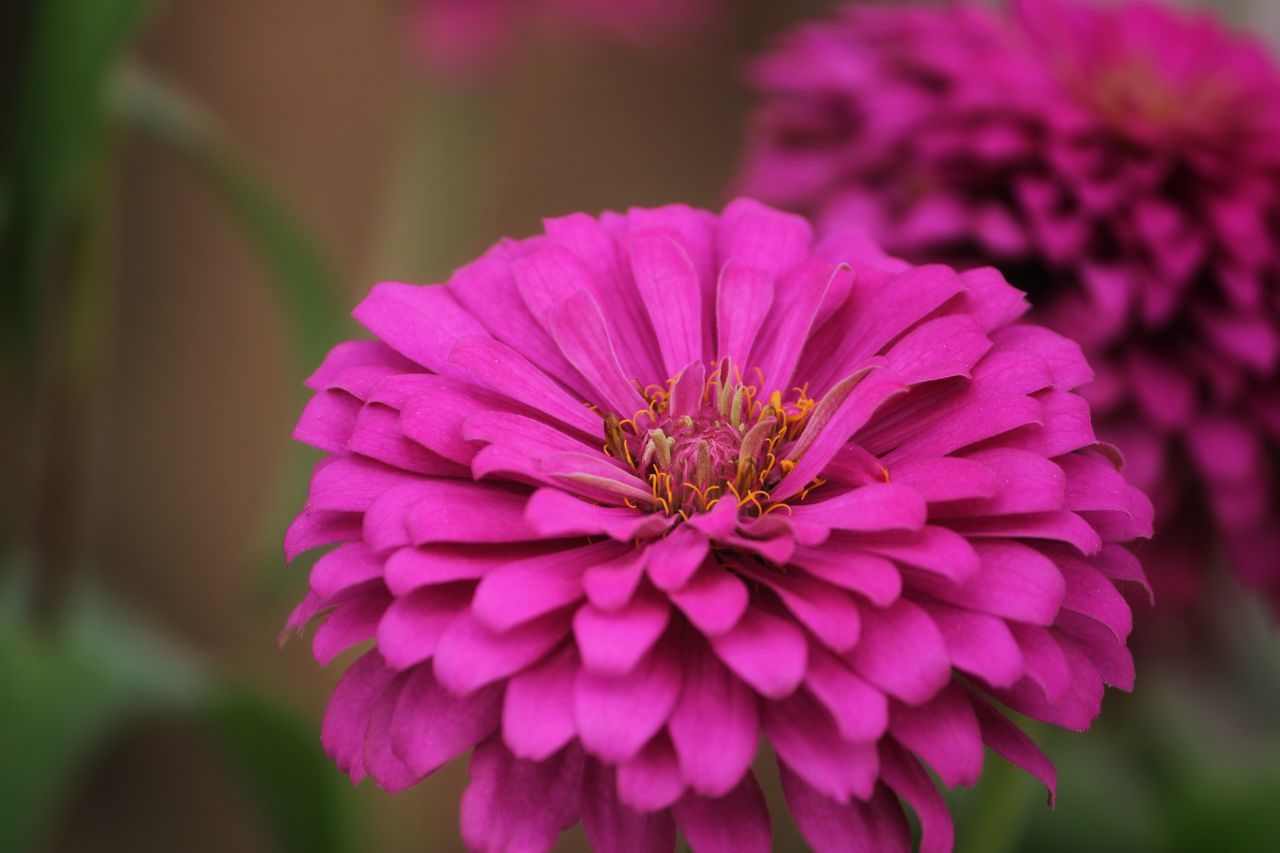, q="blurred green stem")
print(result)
[25,146,117,625]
